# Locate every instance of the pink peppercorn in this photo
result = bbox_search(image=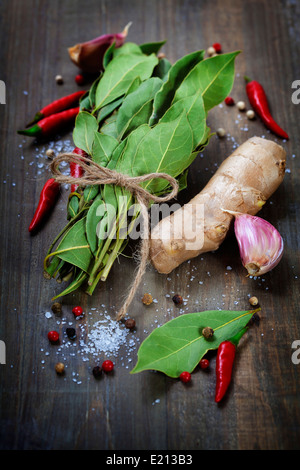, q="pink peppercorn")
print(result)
[225,96,235,106]
[102,360,114,372]
[47,331,59,343]
[212,42,222,53]
[75,74,85,86]
[179,371,191,383]
[72,306,83,317]
[199,358,210,370]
